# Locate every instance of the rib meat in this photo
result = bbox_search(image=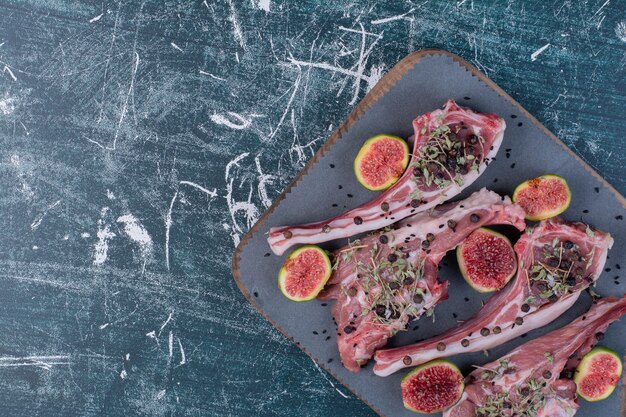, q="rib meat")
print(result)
[318,188,526,372]
[444,295,626,417]
[268,100,506,255]
[373,218,614,376]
